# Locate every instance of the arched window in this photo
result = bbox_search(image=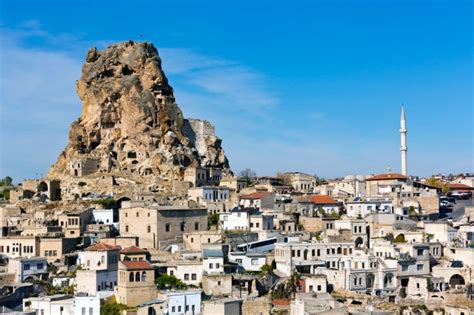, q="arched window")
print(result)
[129,272,134,282]
[142,271,147,282]
[135,271,140,282]
[337,247,342,254]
